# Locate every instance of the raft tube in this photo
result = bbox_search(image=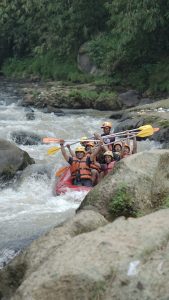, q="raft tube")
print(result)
[55,167,92,195]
